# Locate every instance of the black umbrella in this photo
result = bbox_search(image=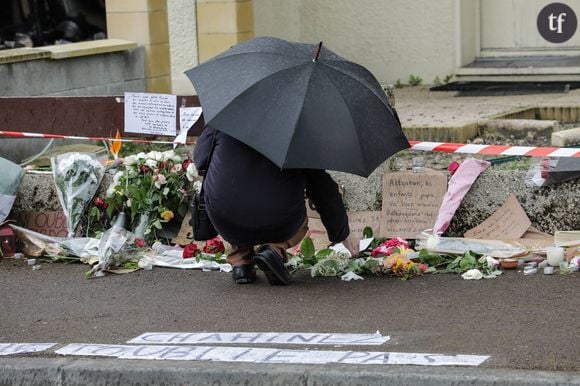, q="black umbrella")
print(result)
[185,36,409,177]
